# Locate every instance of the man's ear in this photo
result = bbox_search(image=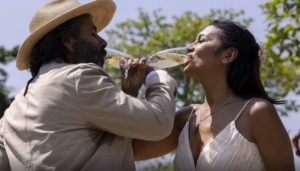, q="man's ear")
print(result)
[222,47,238,64]
[63,38,75,52]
